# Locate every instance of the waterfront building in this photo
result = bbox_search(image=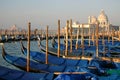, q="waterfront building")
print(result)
[63,10,119,35]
